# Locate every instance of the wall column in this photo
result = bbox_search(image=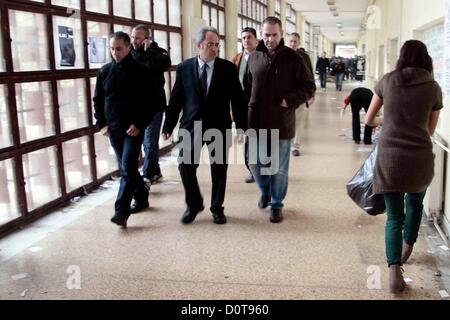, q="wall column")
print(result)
[182,0,203,59]
[267,0,275,17]
[225,0,239,60]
